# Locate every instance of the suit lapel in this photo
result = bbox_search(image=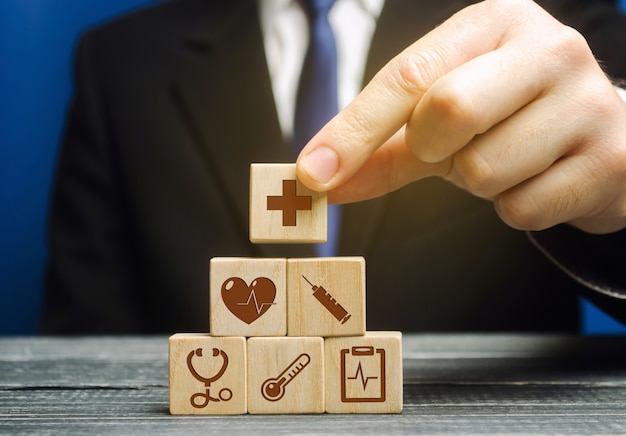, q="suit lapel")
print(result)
[340,0,473,257]
[339,0,426,257]
[169,0,467,259]
[366,0,473,84]
[171,0,305,256]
